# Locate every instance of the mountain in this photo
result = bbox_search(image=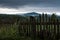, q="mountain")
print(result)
[17,12,60,20]
[22,12,40,16]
